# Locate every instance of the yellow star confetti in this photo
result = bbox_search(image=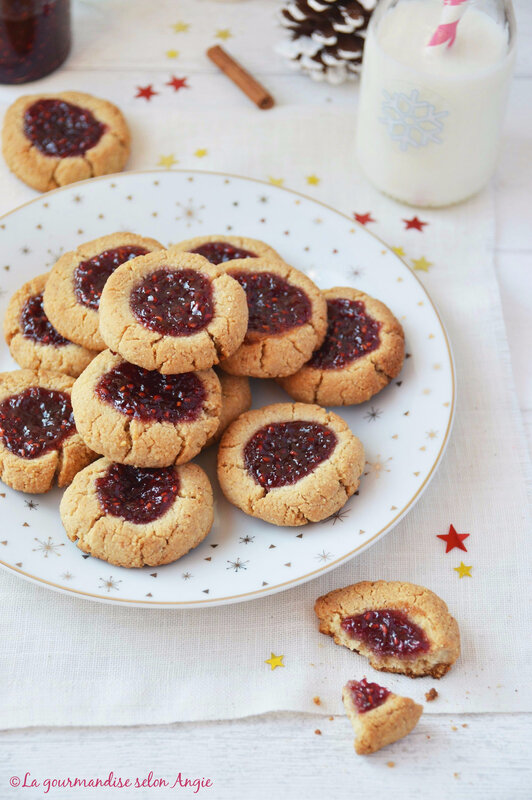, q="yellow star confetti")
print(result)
[166,49,179,59]
[306,174,320,186]
[216,28,233,40]
[454,562,472,579]
[158,154,178,168]
[268,177,284,187]
[265,652,285,670]
[172,22,189,33]
[194,148,208,158]
[412,256,433,272]
[392,246,405,257]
